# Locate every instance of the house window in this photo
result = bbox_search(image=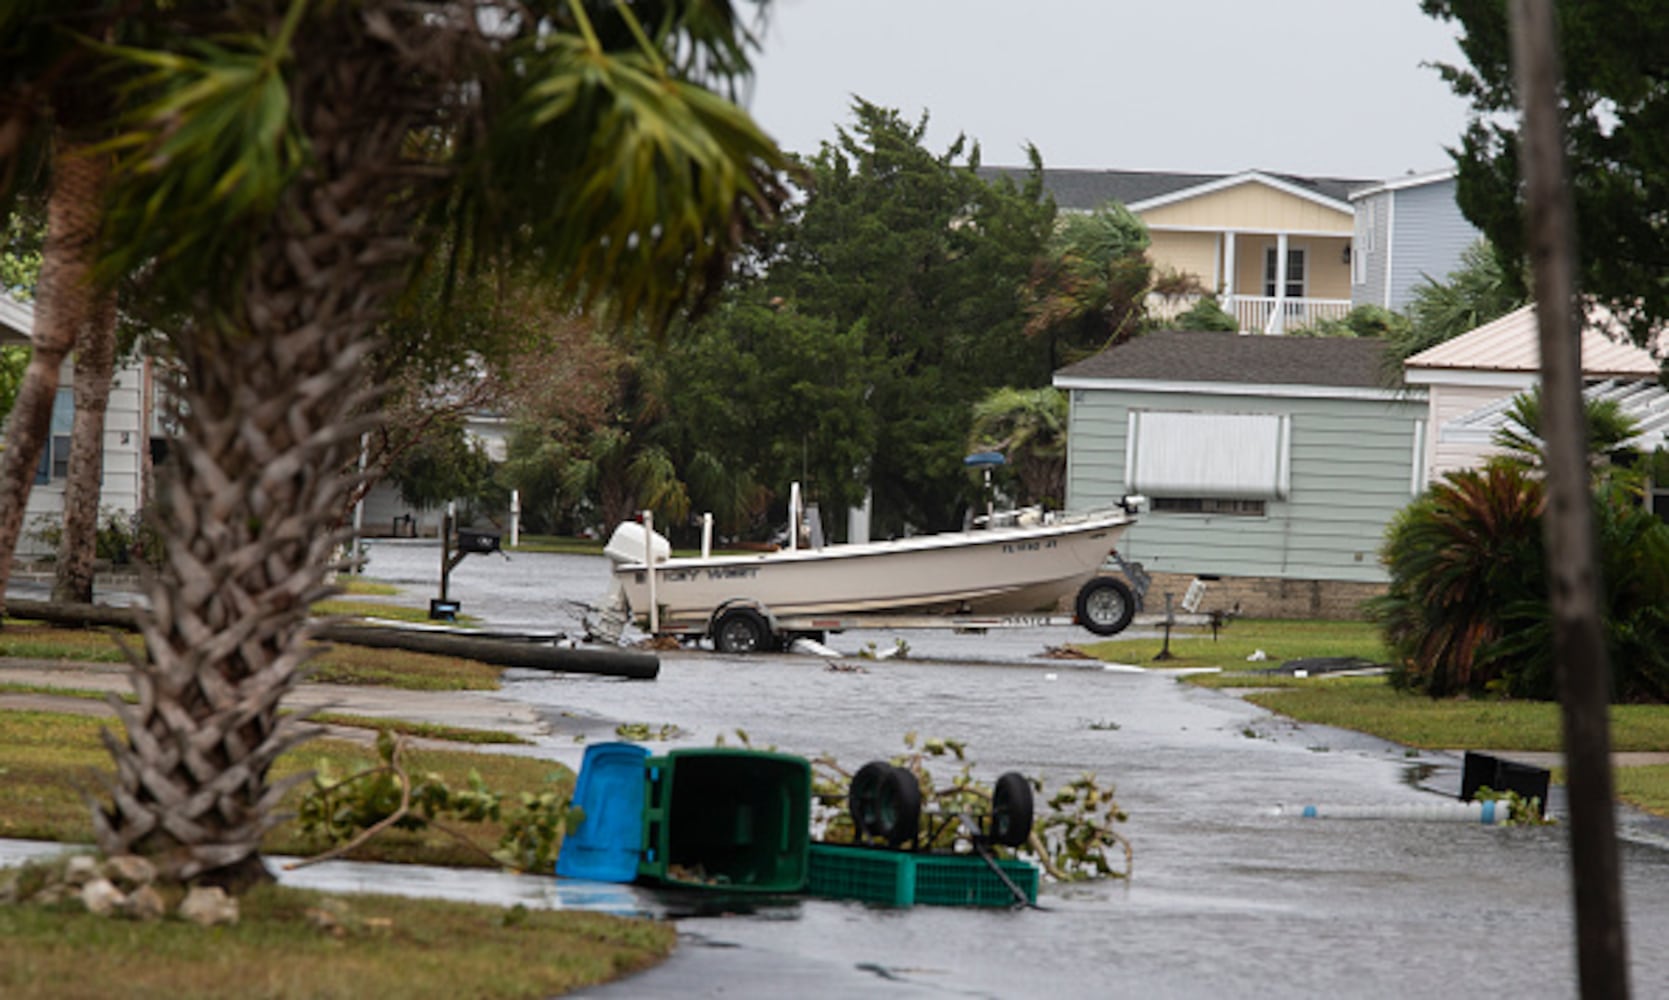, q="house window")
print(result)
[1263,246,1306,298]
[33,387,74,485]
[1124,409,1291,501]
[1150,497,1267,516]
